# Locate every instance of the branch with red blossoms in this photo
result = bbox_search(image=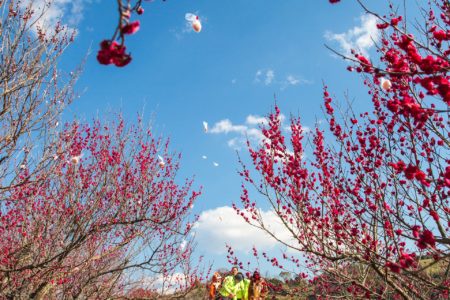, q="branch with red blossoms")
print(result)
[233,1,449,299]
[97,0,160,67]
